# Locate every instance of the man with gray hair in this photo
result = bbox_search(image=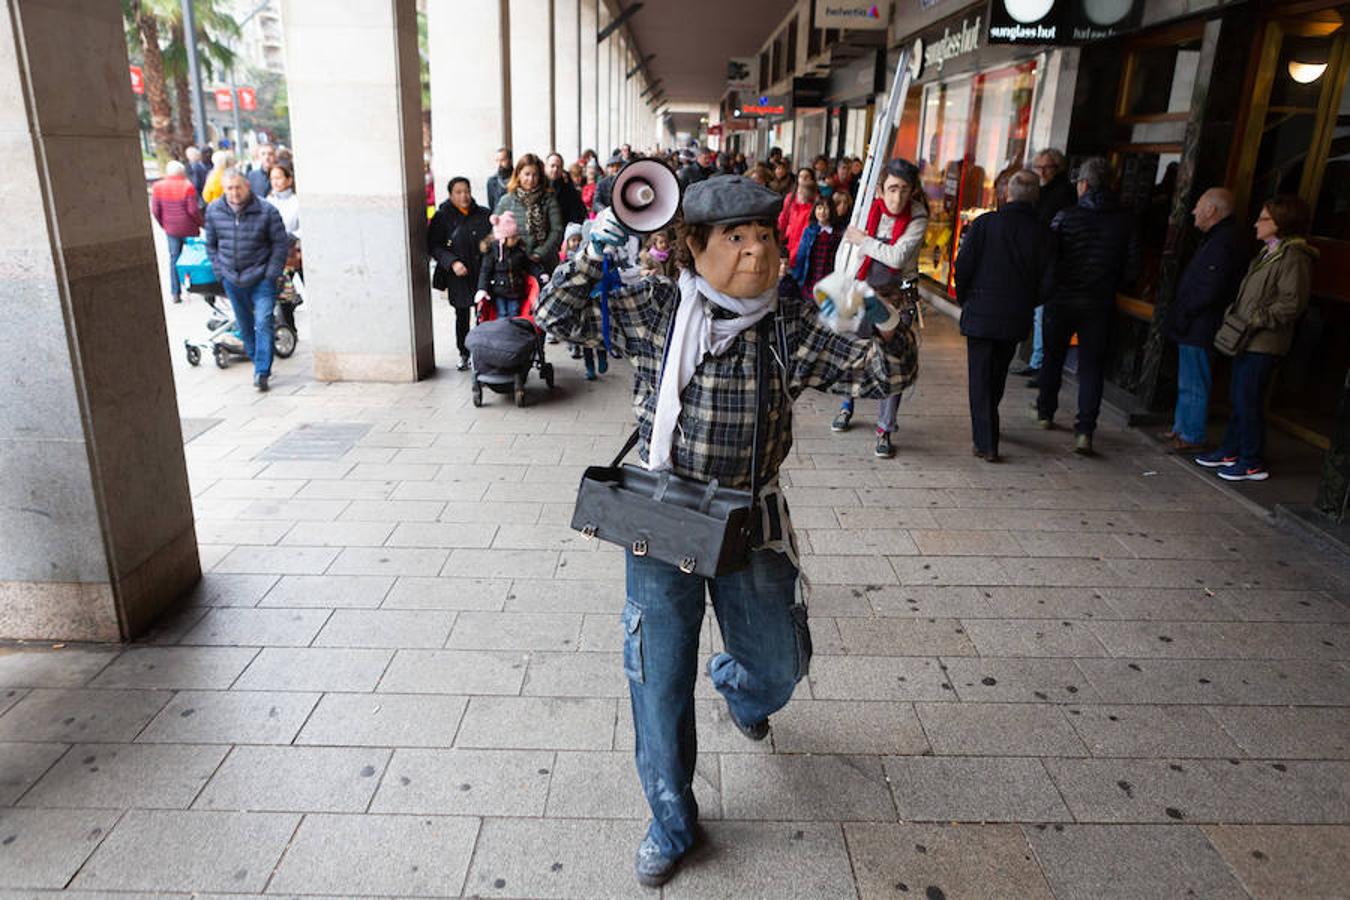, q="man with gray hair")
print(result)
[1034,156,1136,454]
[1015,147,1078,379]
[954,169,1056,461]
[150,159,204,303]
